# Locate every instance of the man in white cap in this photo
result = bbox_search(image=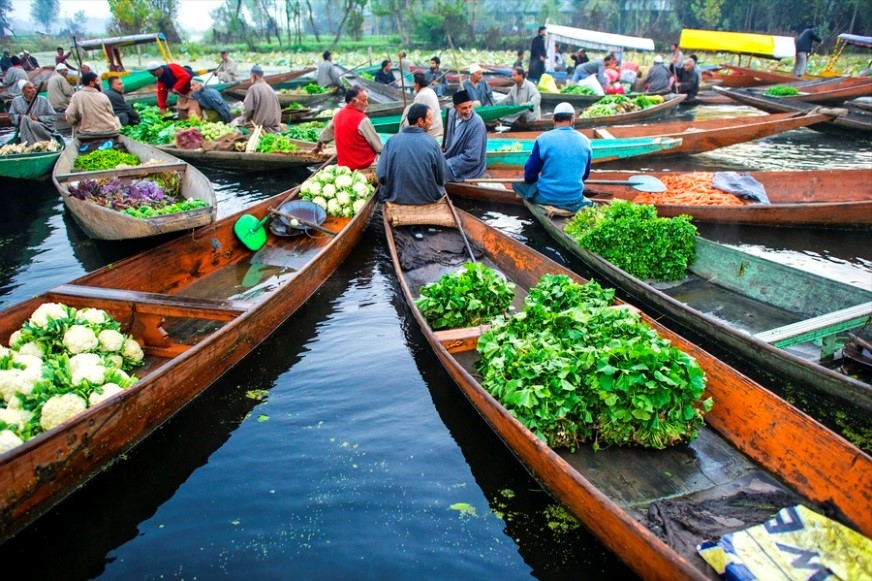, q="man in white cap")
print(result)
[9,80,56,145]
[644,55,671,93]
[146,60,193,117]
[442,89,487,182]
[0,55,28,101]
[461,64,495,107]
[513,102,593,212]
[240,64,283,132]
[47,63,74,113]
